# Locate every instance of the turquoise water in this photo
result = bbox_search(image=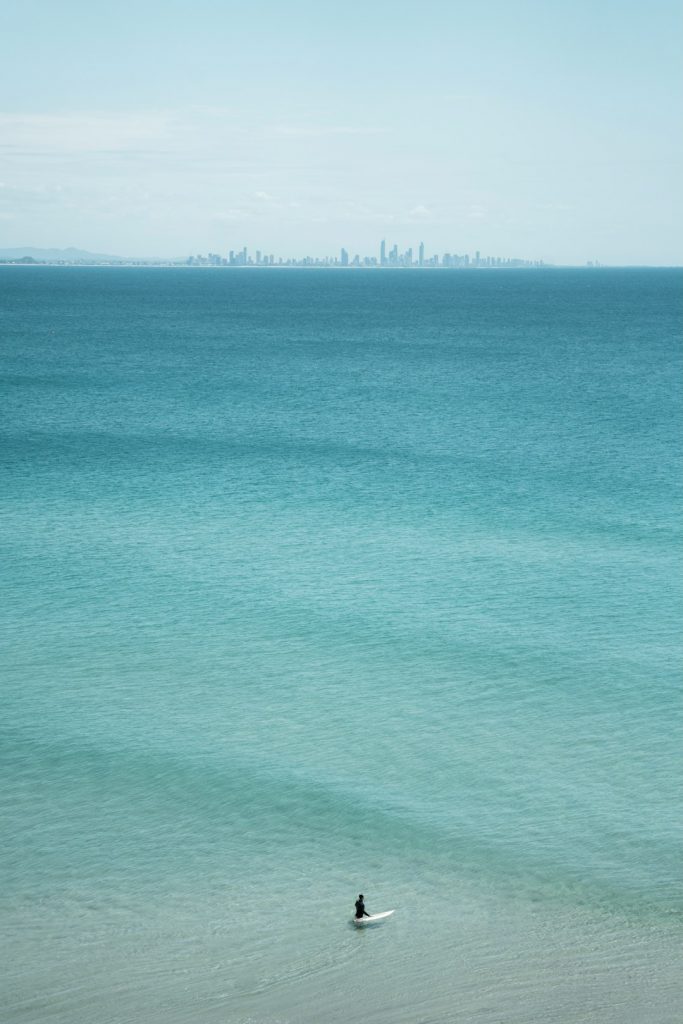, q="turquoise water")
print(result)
[1,267,681,1022]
